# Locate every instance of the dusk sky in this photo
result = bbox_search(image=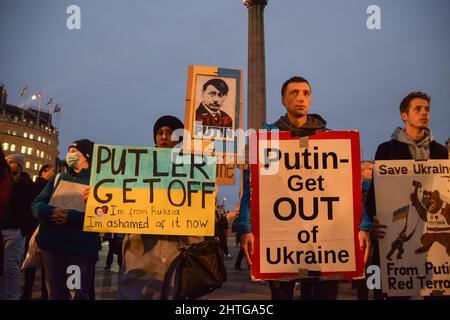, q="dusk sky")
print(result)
[1,0,449,209]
